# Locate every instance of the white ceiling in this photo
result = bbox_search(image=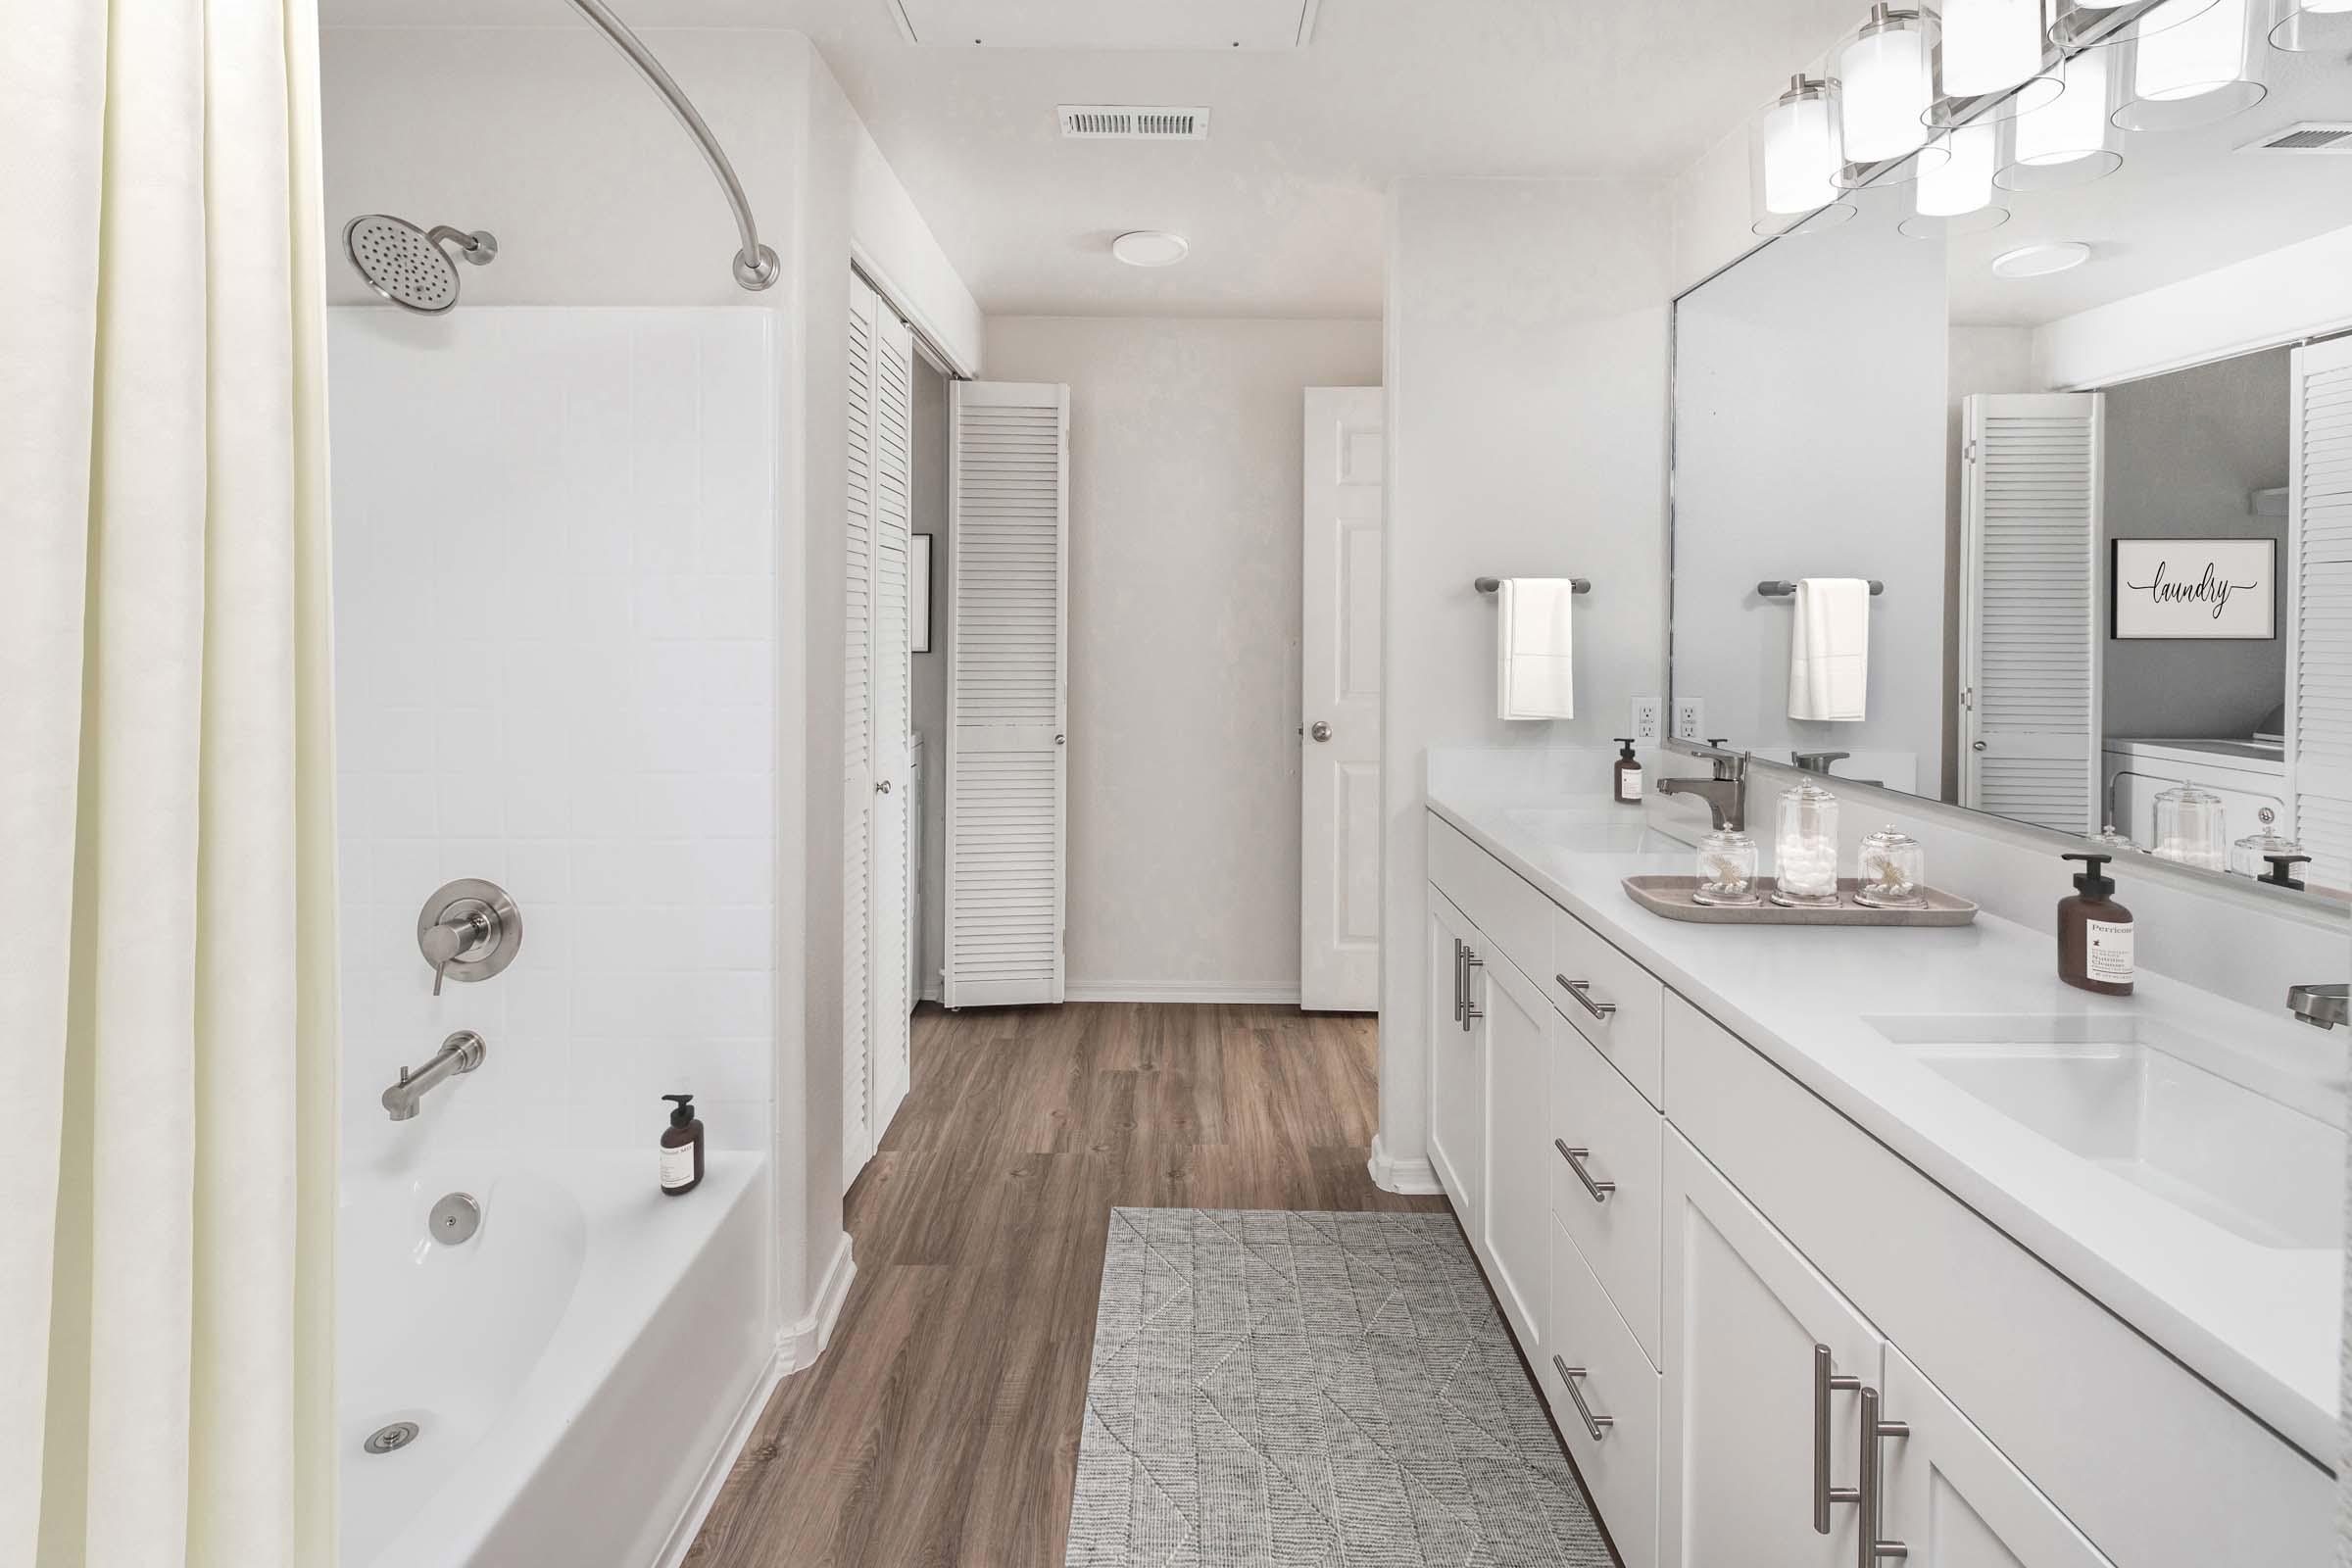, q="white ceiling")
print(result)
[1940,47,2352,326]
[319,0,1868,318]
